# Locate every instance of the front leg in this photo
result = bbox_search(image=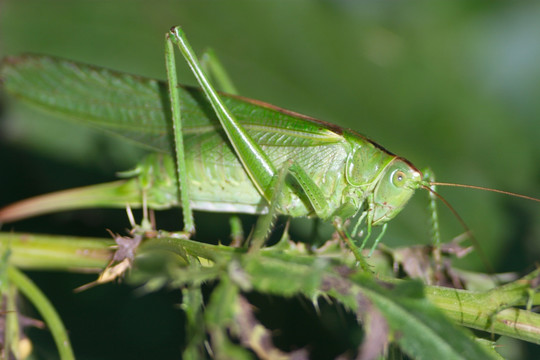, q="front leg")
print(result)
[422,168,442,266]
